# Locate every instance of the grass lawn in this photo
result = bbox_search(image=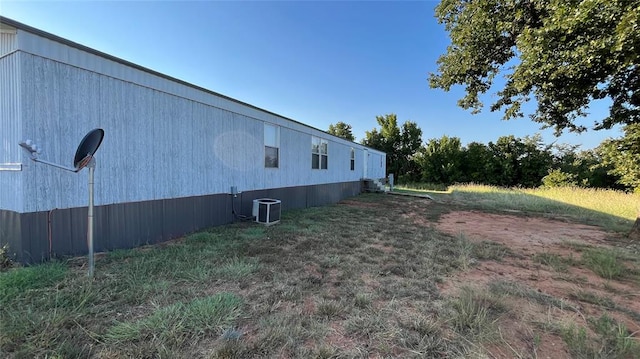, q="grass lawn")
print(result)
[1,191,639,358]
[395,184,639,234]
